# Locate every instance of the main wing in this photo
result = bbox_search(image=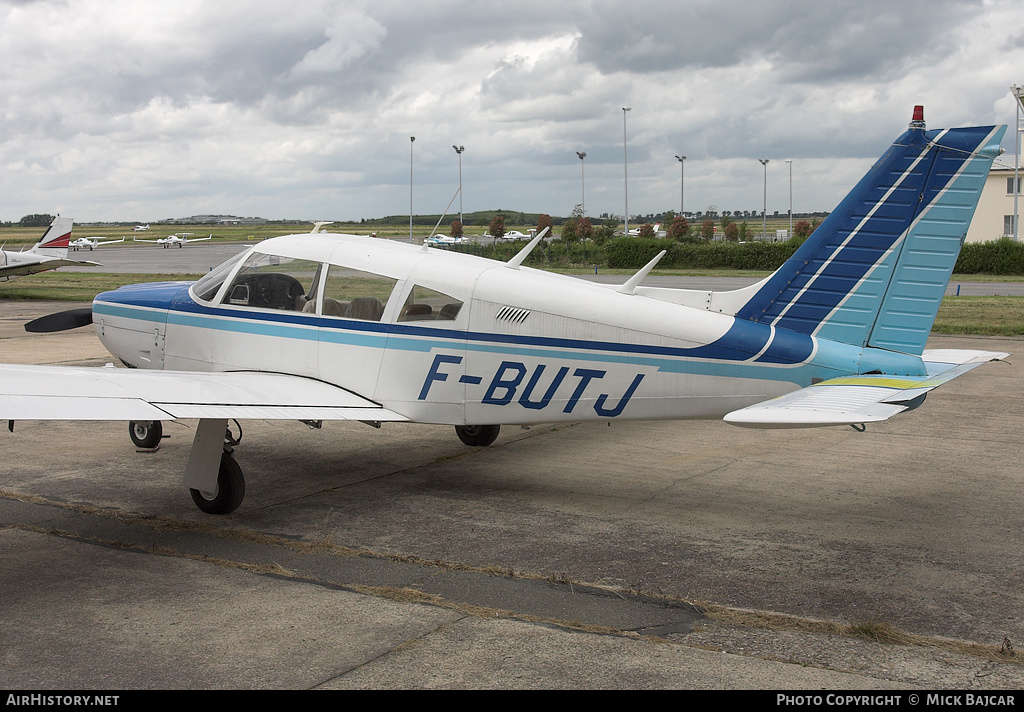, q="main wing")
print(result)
[0,365,408,422]
[0,256,101,278]
[724,350,1007,428]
